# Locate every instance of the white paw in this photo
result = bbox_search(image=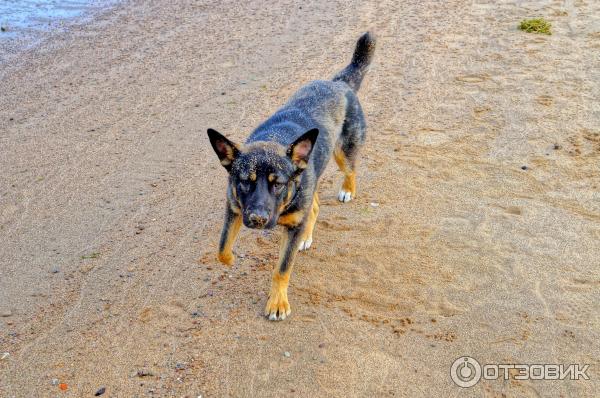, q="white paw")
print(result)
[265,291,291,321]
[338,190,353,203]
[298,237,313,251]
[269,312,287,321]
